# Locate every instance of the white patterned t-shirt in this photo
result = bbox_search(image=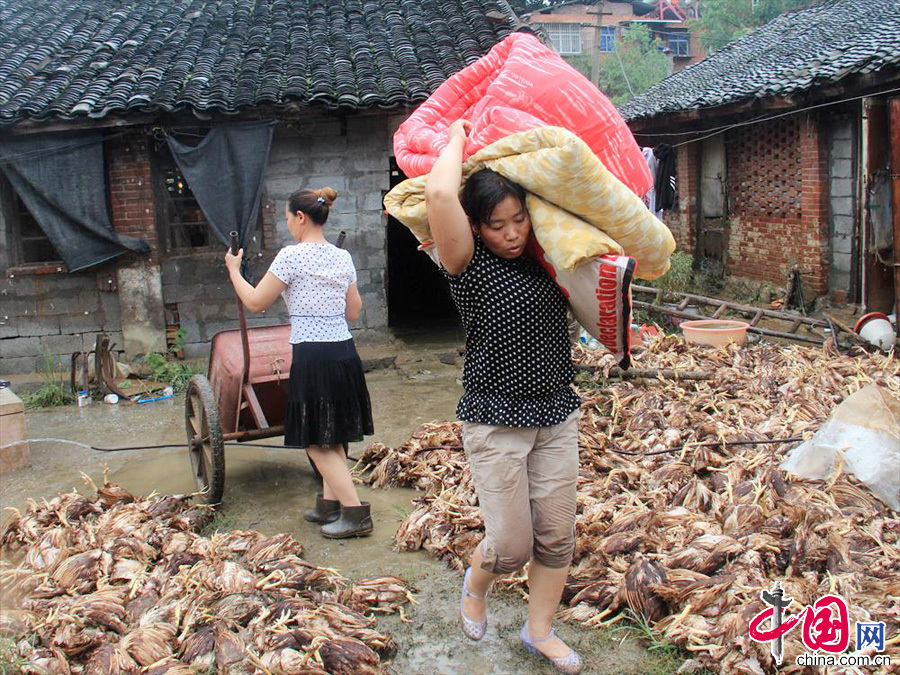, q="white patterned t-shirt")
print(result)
[268,243,357,344]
